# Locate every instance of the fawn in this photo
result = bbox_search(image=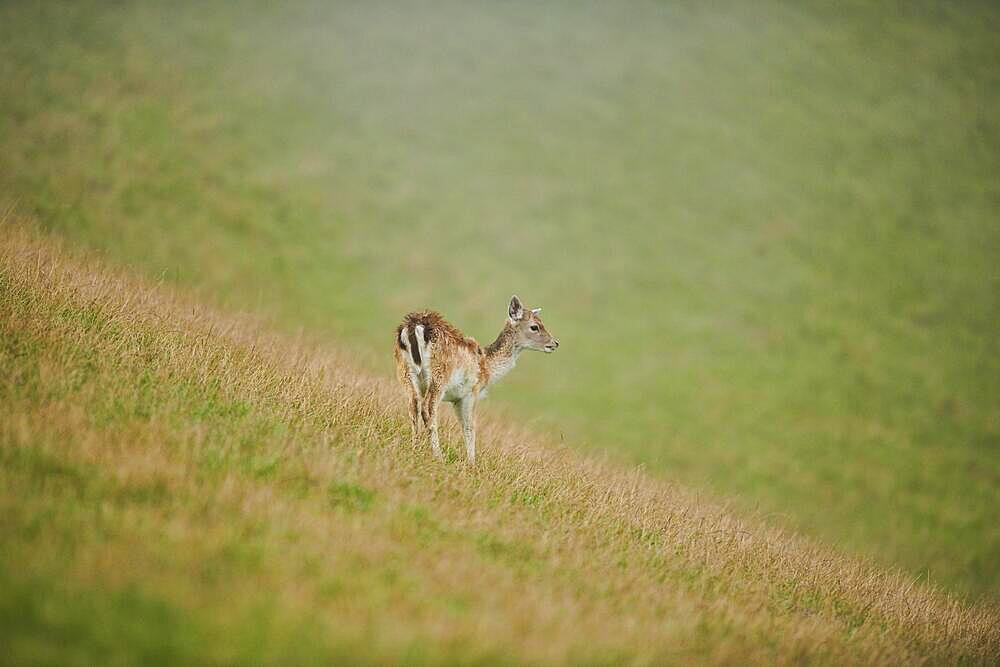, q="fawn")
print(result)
[394,295,559,464]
